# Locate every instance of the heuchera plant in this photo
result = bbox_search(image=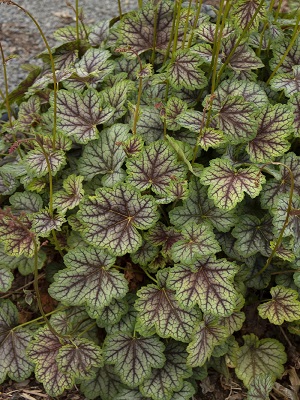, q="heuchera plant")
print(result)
[0,0,300,398]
